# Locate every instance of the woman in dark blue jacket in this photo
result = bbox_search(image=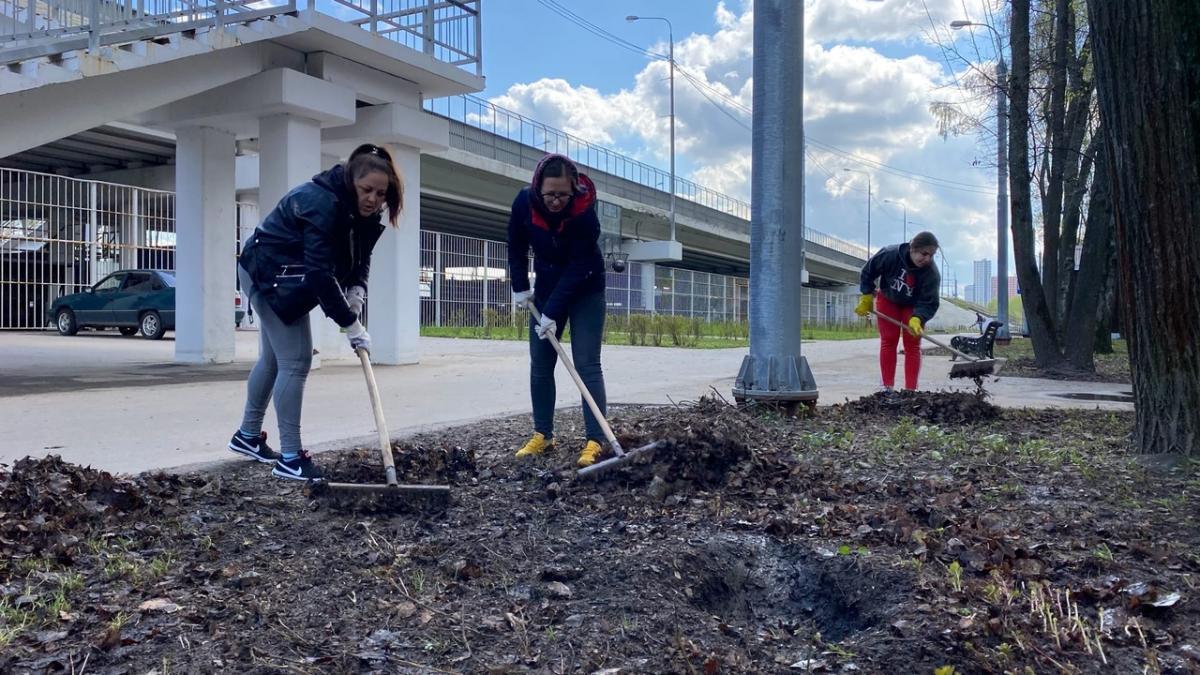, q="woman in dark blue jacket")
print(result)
[229,144,403,481]
[508,154,609,467]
